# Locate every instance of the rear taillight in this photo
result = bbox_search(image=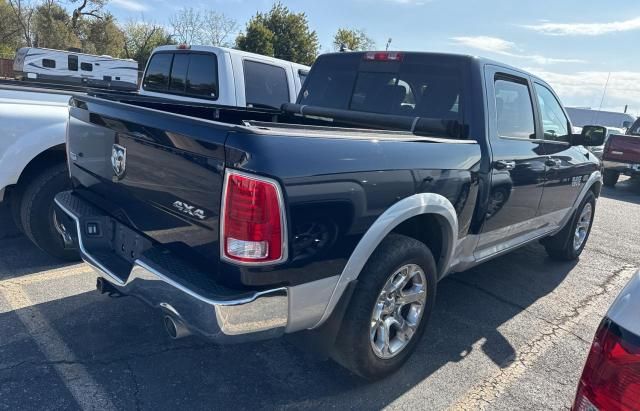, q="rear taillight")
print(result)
[220,170,286,264]
[573,319,640,411]
[363,51,403,62]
